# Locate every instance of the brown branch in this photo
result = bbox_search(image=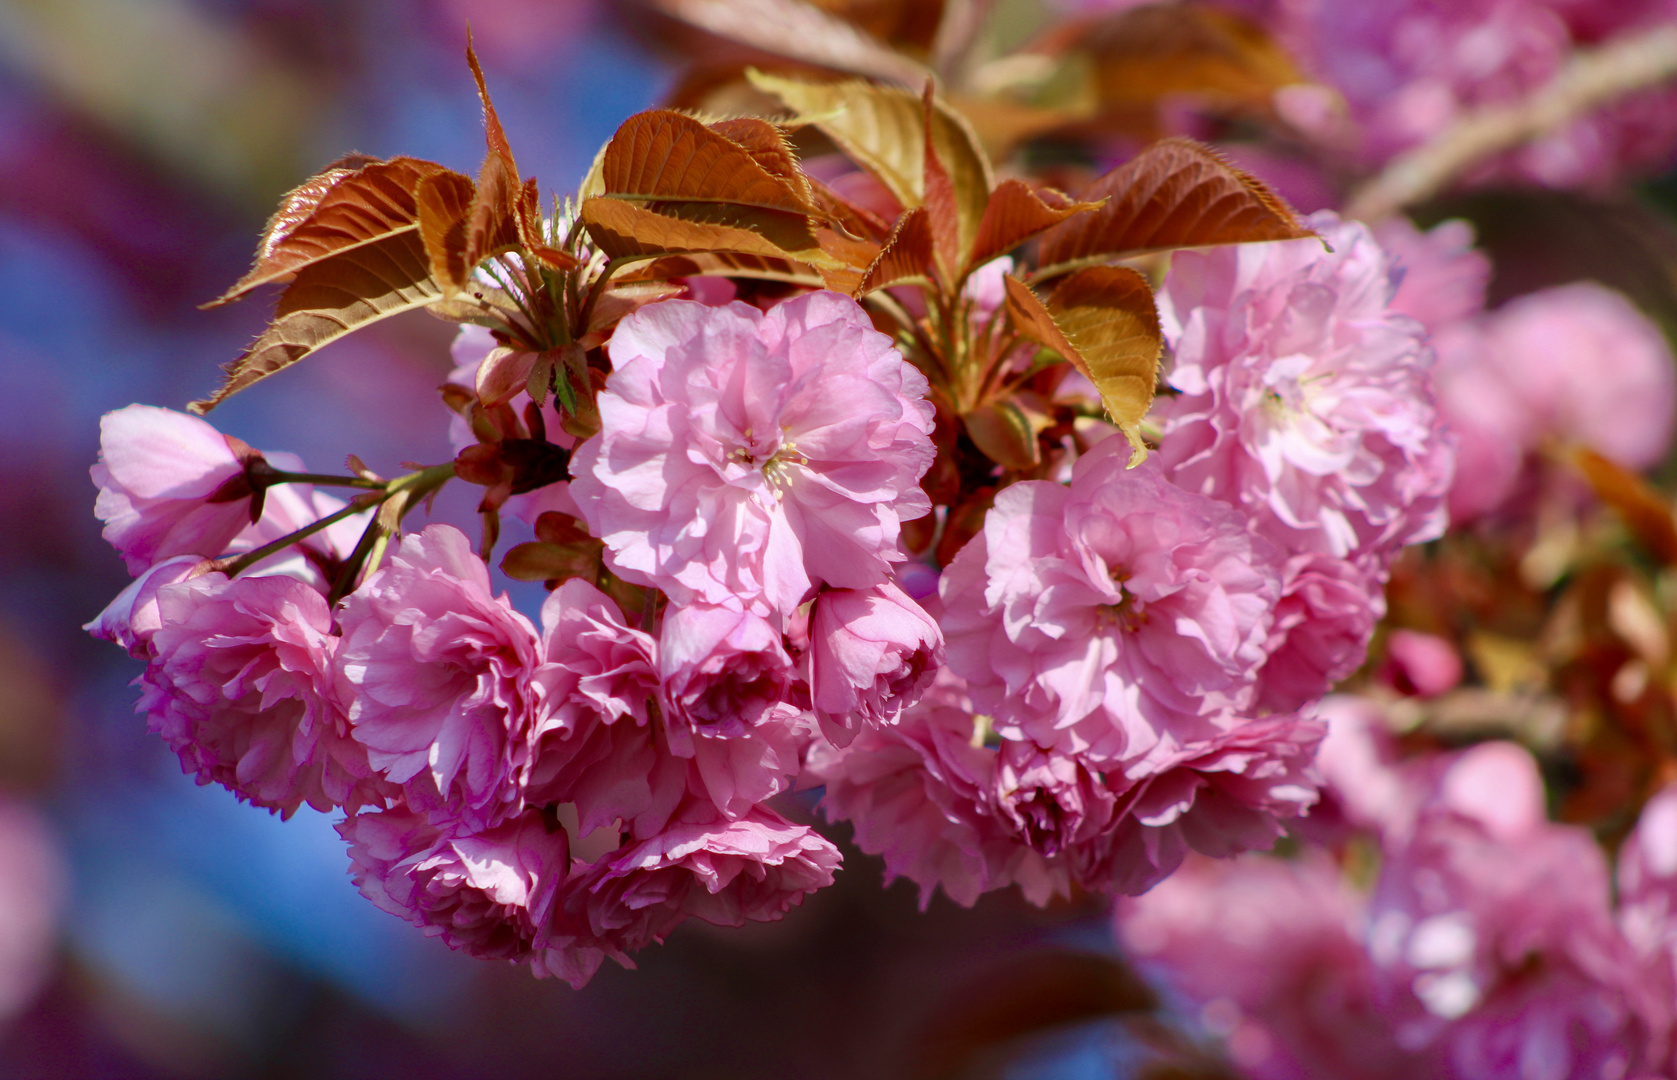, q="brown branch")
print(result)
[1346,24,1677,222]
